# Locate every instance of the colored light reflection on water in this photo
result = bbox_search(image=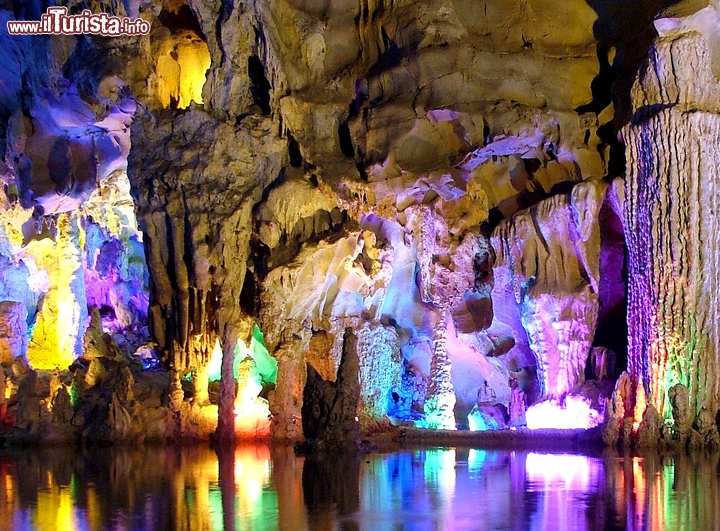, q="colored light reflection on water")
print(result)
[0,446,719,530]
